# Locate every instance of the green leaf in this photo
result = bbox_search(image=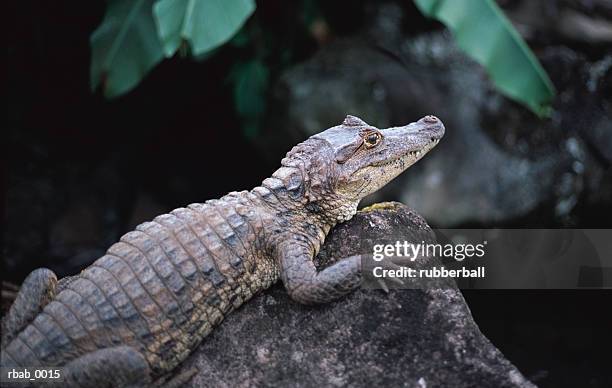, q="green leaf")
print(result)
[90,0,164,98]
[230,60,269,138]
[154,0,256,58]
[413,0,556,117]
